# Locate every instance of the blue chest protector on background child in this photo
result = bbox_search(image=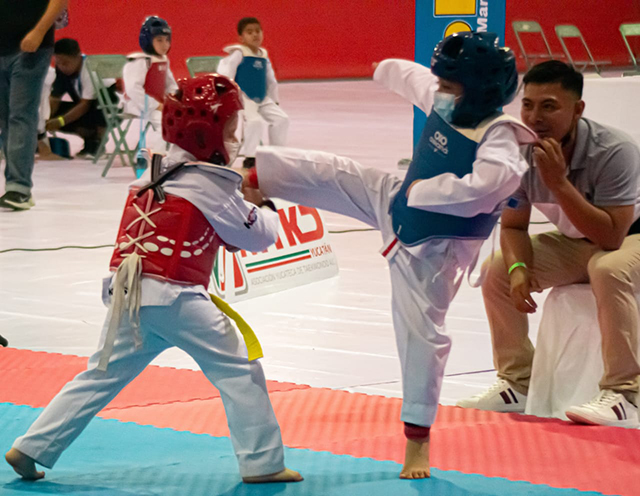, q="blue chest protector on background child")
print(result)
[235,56,267,103]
